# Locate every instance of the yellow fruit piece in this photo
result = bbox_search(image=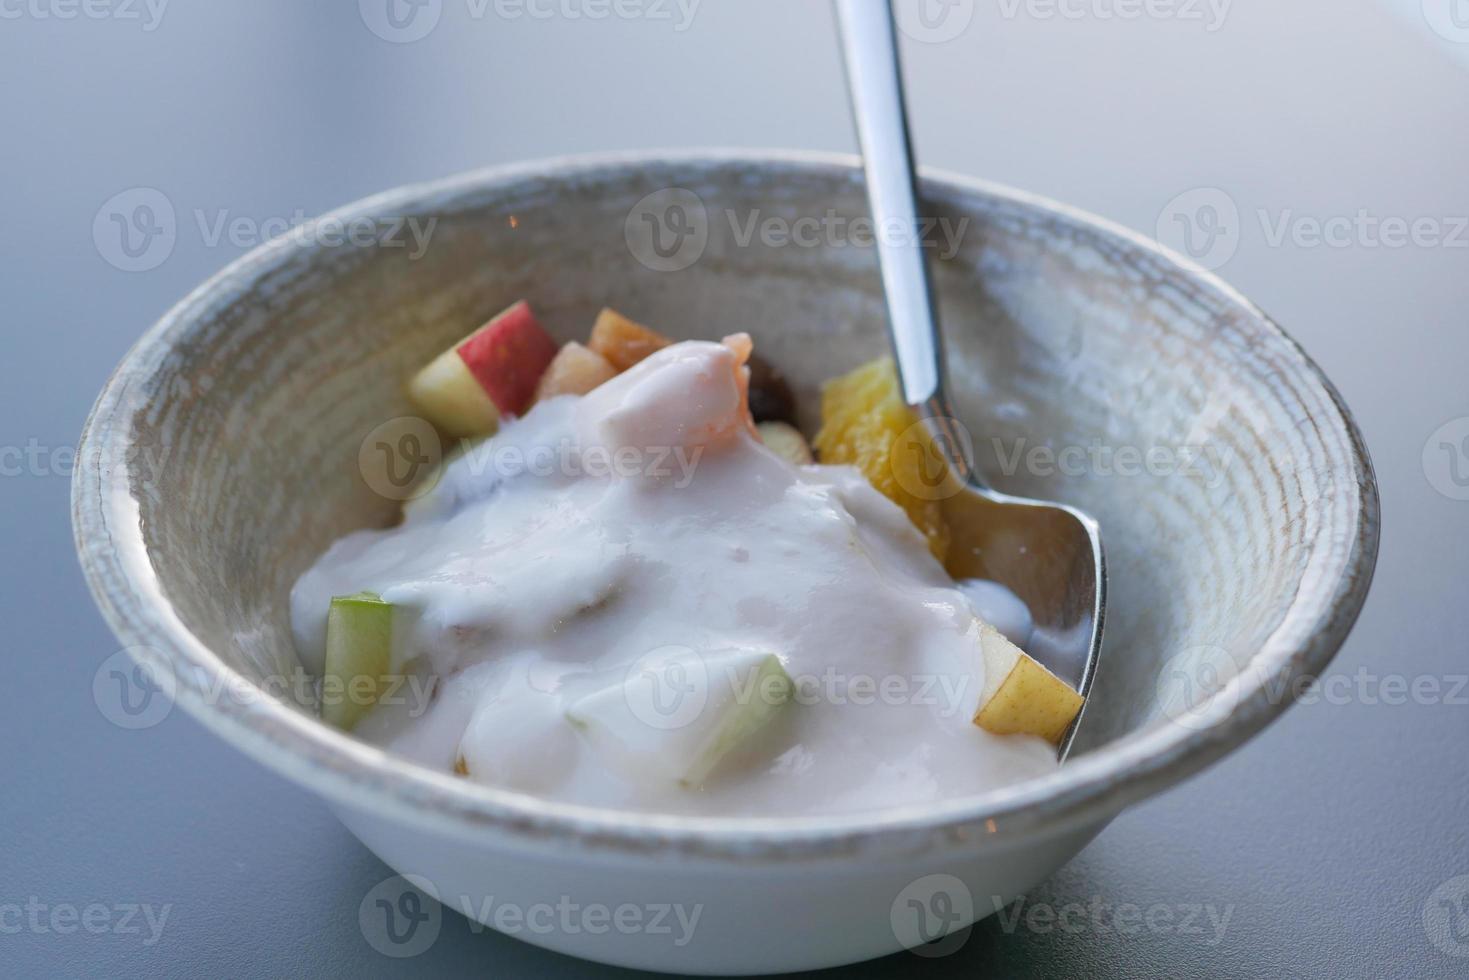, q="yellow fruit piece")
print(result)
[974,627,1085,745]
[813,357,950,561]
